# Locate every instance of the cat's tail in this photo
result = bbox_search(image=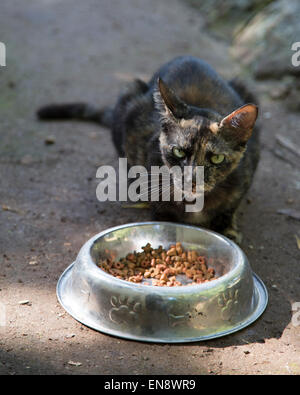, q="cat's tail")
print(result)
[37,103,113,128]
